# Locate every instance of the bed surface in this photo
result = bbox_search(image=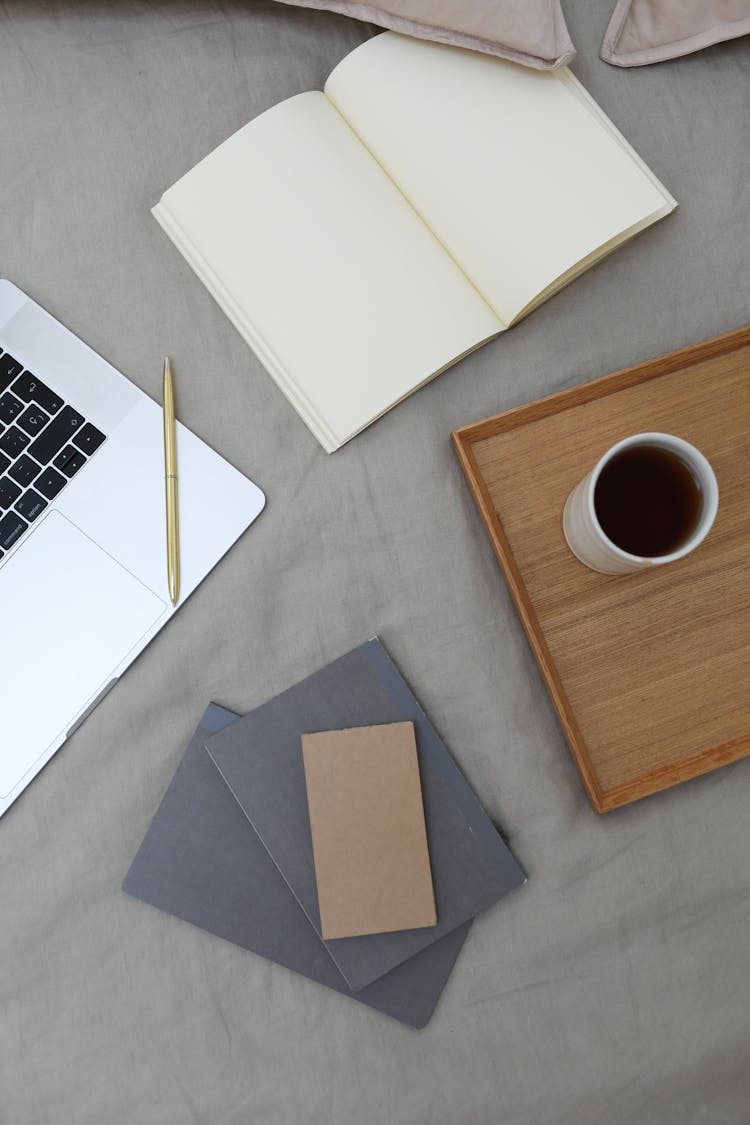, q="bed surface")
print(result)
[1,3,748,1122]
